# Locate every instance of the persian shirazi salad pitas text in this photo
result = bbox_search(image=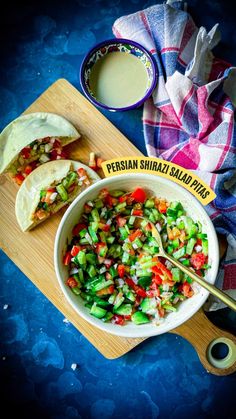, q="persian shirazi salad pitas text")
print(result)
[63,187,210,326]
